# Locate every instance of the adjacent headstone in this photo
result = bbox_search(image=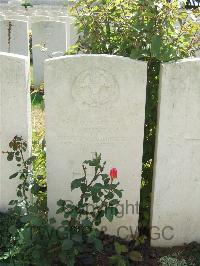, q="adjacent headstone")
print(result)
[29,0,67,5]
[151,58,200,247]
[45,55,147,239]
[58,16,78,47]
[5,14,29,21]
[30,15,50,23]
[0,14,5,20]
[0,52,31,211]
[32,20,67,86]
[8,0,21,3]
[0,19,29,56]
